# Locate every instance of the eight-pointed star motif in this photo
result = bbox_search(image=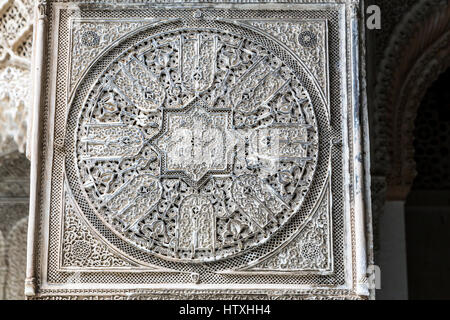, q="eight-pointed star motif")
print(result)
[155,99,237,186]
